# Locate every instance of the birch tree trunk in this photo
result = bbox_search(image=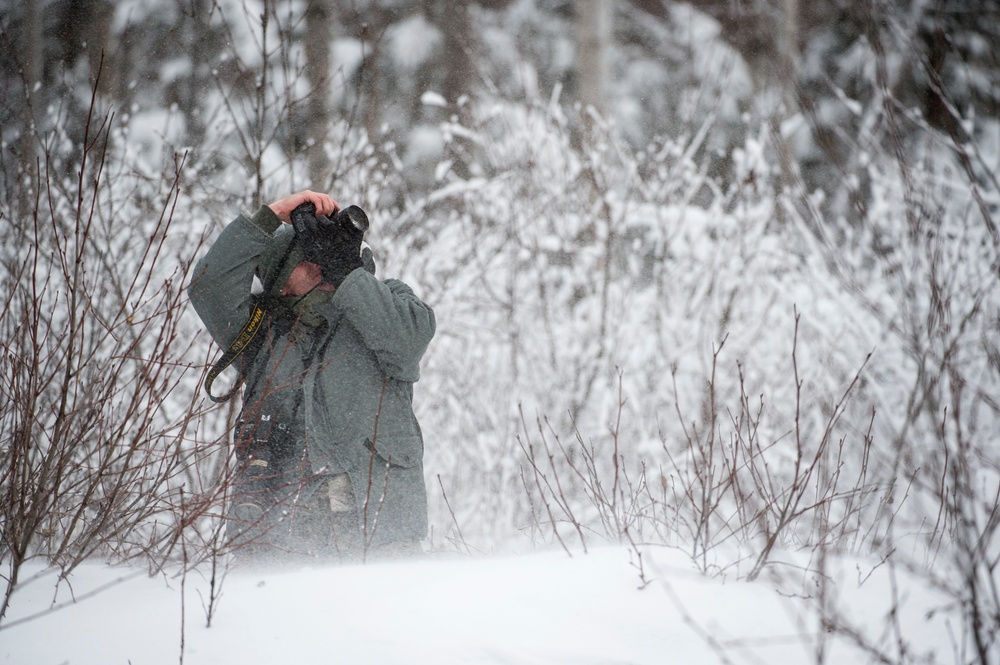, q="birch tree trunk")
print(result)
[15,0,43,221]
[304,0,333,186]
[438,0,474,106]
[575,0,612,116]
[178,0,214,146]
[770,0,800,224]
[778,0,799,108]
